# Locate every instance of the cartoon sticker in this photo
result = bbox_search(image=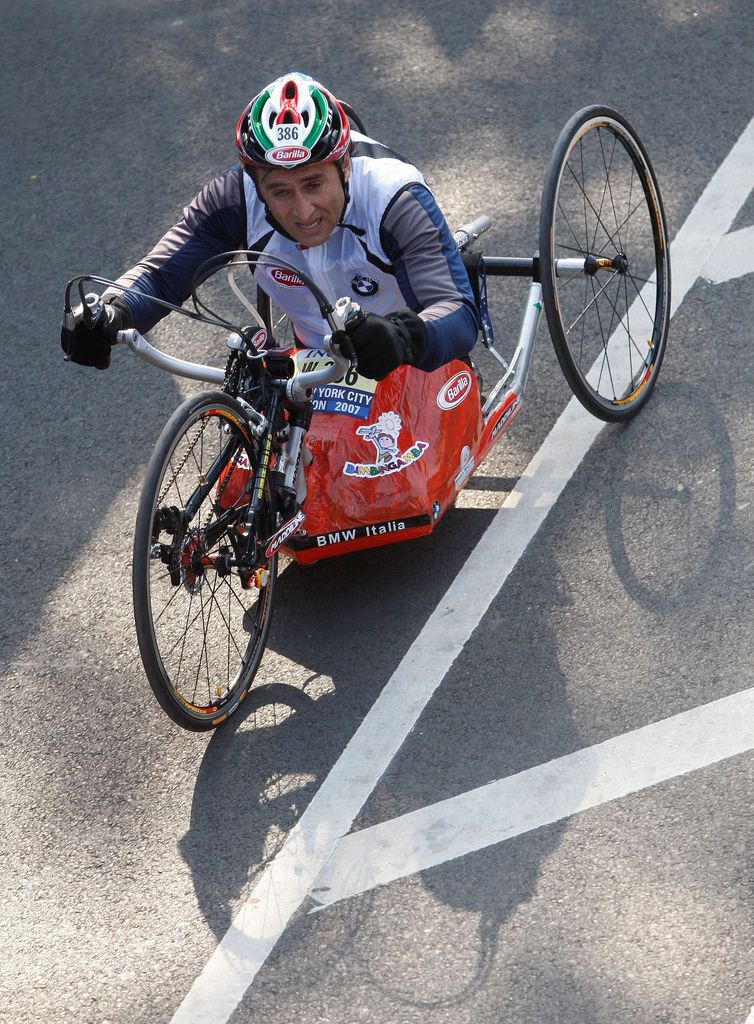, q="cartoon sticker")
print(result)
[343,411,429,478]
